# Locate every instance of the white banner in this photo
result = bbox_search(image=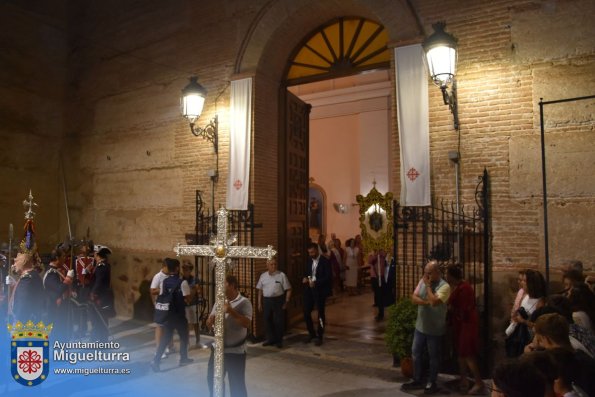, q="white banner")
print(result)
[394,45,430,206]
[226,78,252,210]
